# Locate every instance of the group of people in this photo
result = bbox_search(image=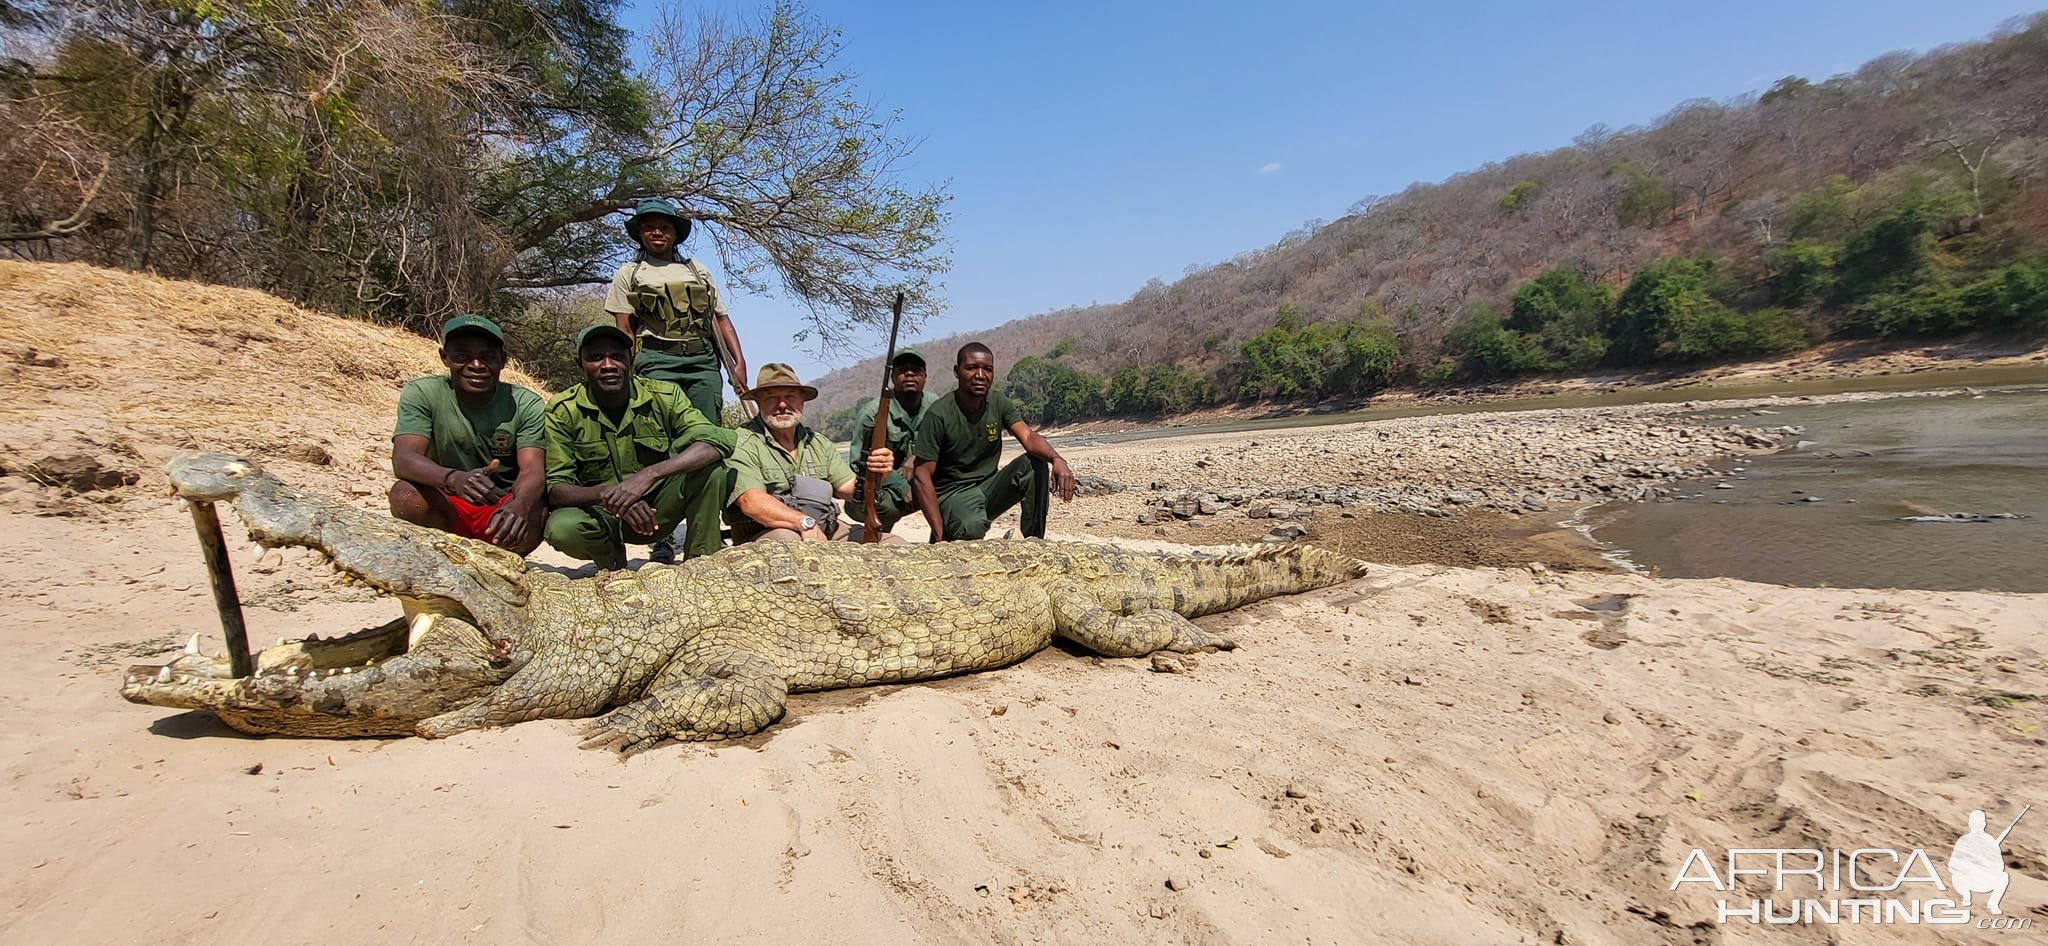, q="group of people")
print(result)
[389,198,1078,569]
